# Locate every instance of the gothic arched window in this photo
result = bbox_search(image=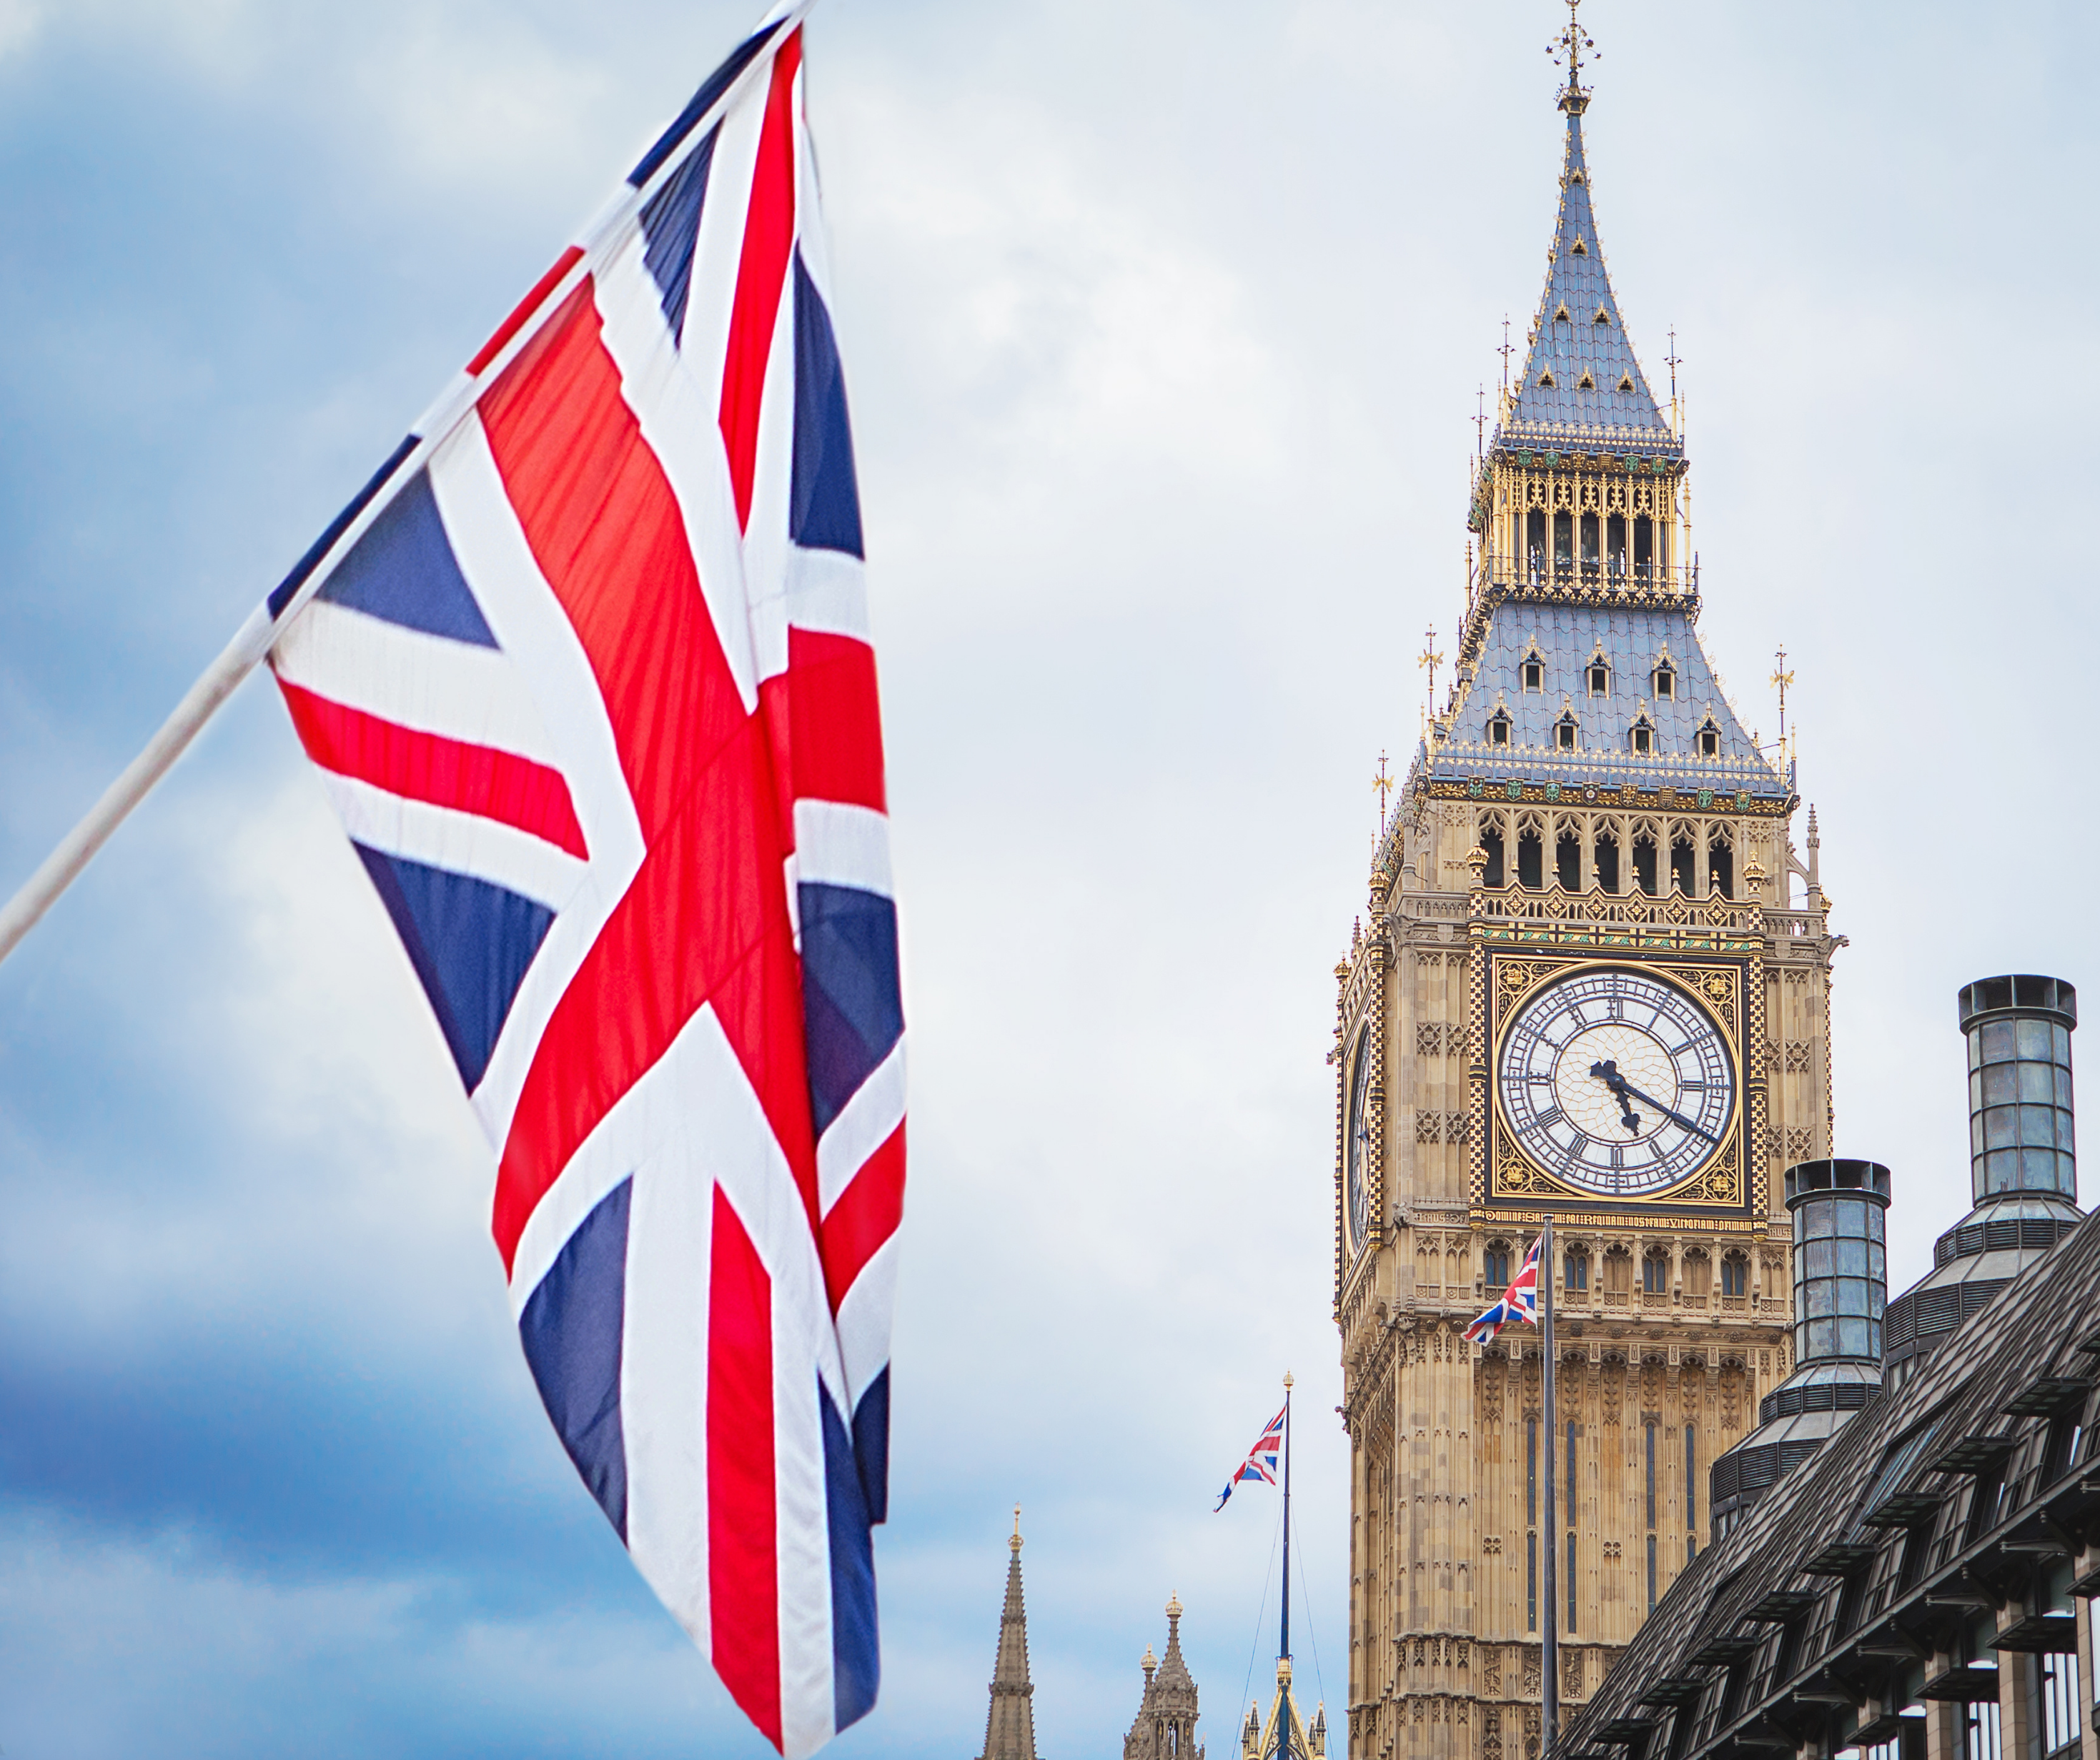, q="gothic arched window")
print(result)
[1488,710,1512,747]
[1484,1241,1512,1288]
[1641,1251,1669,1296]
[1720,1252,1749,1301]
